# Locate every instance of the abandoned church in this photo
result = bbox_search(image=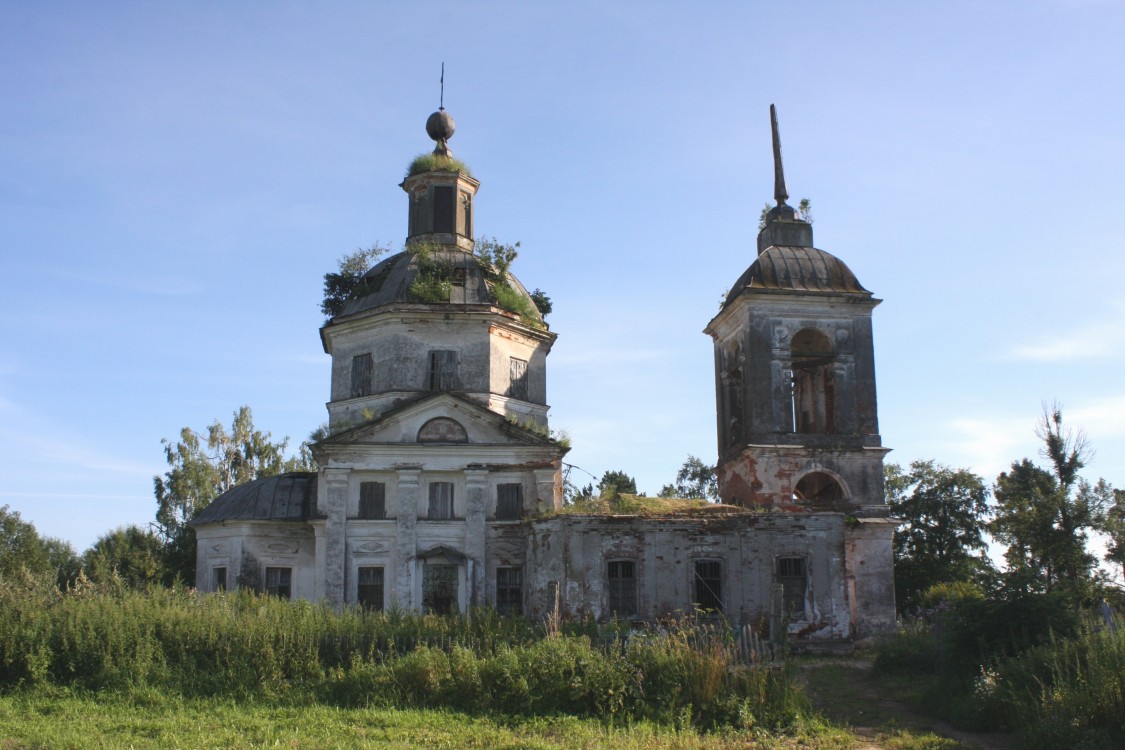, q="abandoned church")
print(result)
[192,105,897,641]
